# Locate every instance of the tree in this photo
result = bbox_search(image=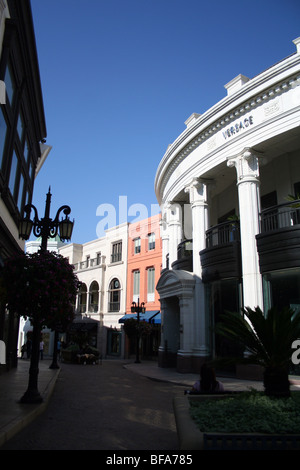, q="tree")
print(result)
[215,306,300,397]
[0,250,80,402]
